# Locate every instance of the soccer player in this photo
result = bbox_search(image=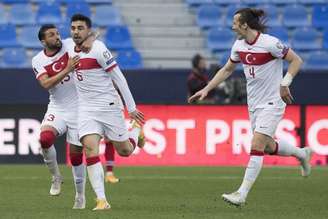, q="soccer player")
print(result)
[189,8,313,206]
[32,24,95,209]
[68,14,145,210]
